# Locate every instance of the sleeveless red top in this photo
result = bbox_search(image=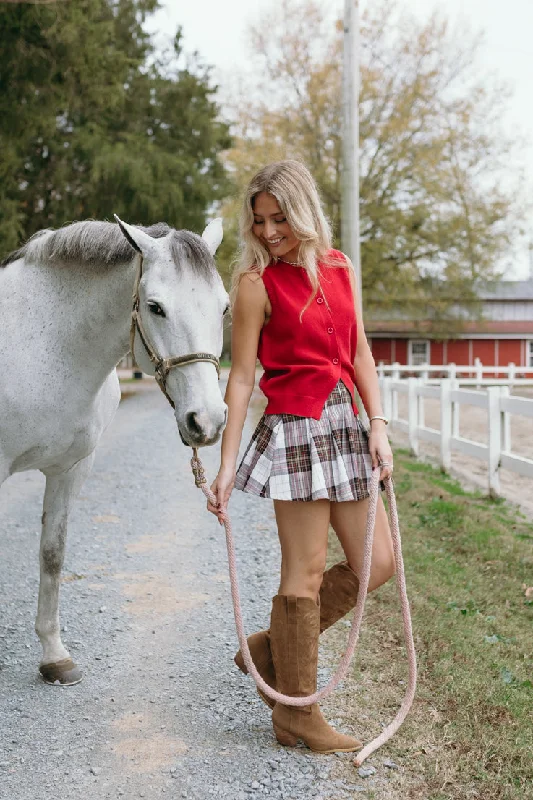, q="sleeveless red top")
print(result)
[257,250,358,419]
